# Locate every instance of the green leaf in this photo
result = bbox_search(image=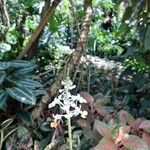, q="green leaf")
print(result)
[14,79,43,89]
[40,137,50,150]
[0,42,11,53]
[40,122,52,132]
[118,23,130,37]
[144,25,150,50]
[0,118,13,130]
[0,71,6,84]
[17,110,33,123]
[13,65,37,75]
[0,90,8,109]
[6,87,36,105]
[17,126,28,139]
[32,89,45,96]
[0,62,11,70]
[11,60,35,68]
[121,6,132,23]
[49,16,59,33]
